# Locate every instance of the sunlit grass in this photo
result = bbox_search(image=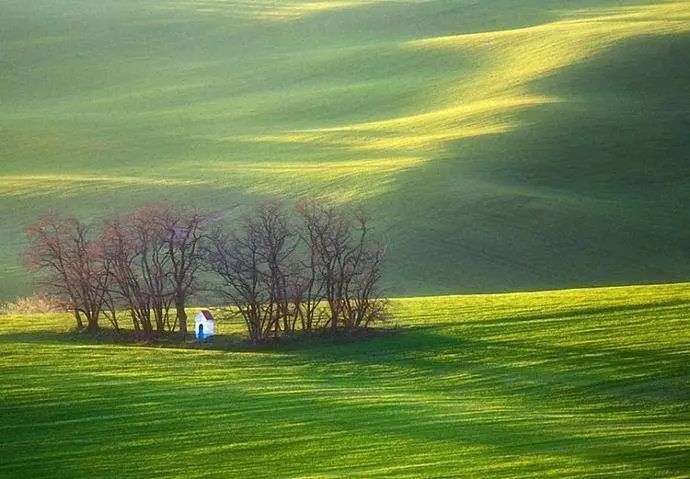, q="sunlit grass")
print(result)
[159,0,416,22]
[1,0,689,299]
[0,175,208,198]
[1,283,688,477]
